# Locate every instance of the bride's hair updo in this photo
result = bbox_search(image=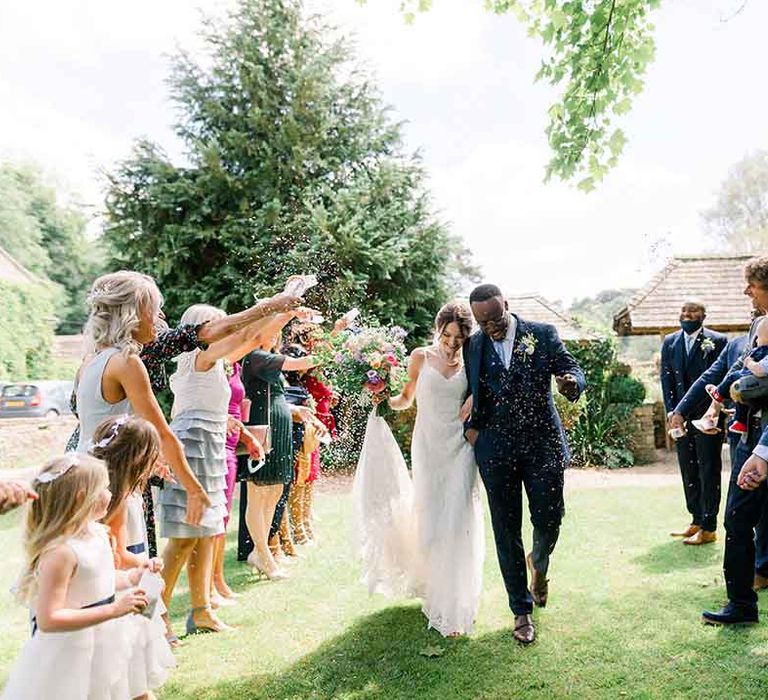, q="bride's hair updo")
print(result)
[435,302,473,338]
